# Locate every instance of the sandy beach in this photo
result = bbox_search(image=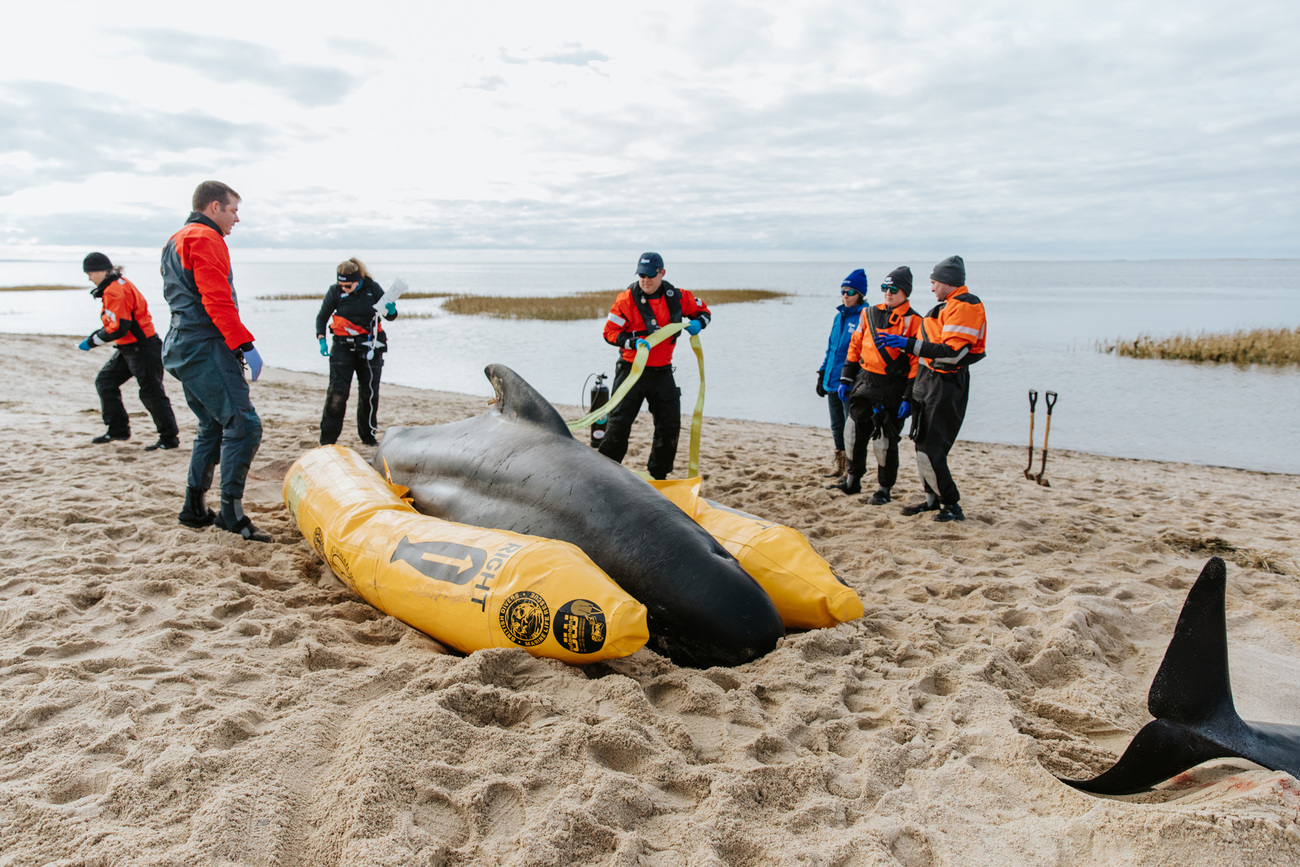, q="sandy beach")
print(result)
[2,331,1298,866]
